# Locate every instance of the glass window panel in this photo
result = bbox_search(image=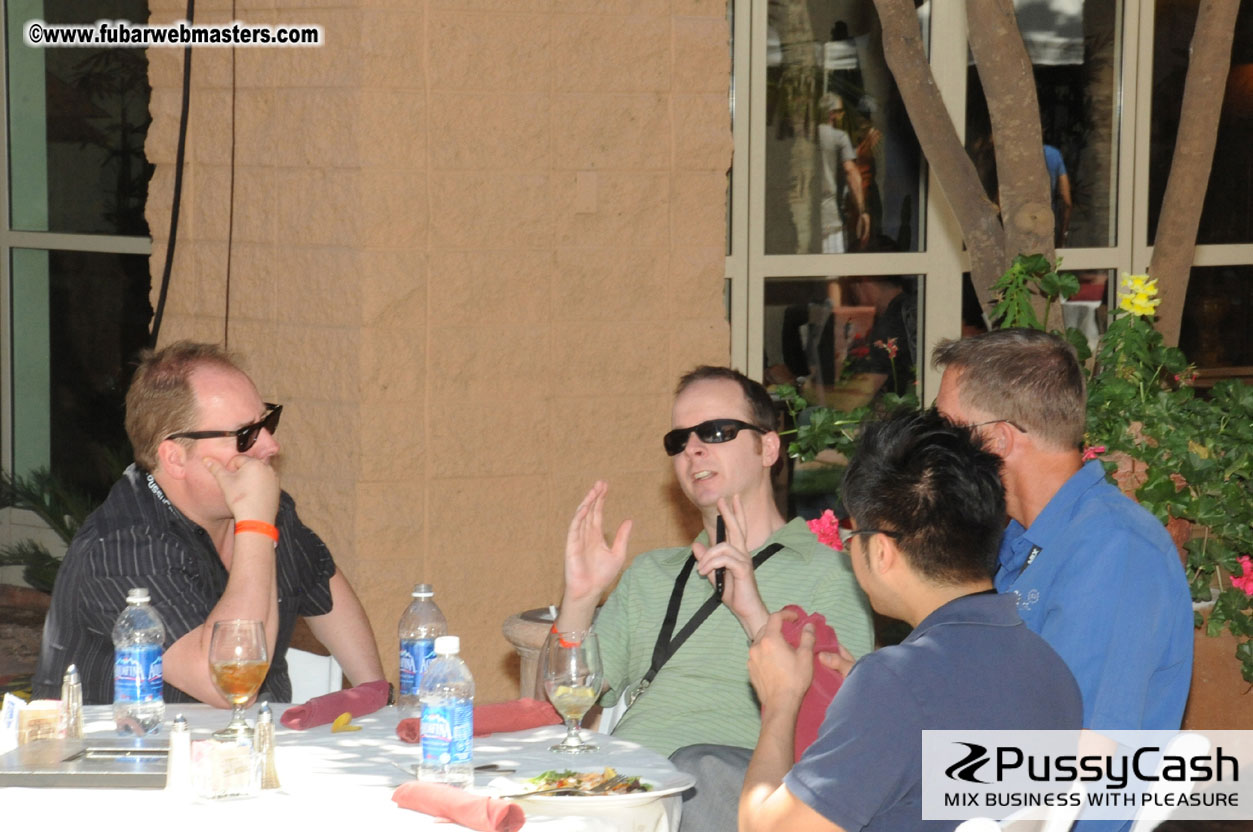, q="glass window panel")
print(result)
[12,248,151,499]
[959,268,1111,344]
[1149,0,1253,245]
[7,0,152,235]
[763,2,926,254]
[965,0,1120,248]
[727,0,735,256]
[1179,265,1253,369]
[762,275,921,406]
